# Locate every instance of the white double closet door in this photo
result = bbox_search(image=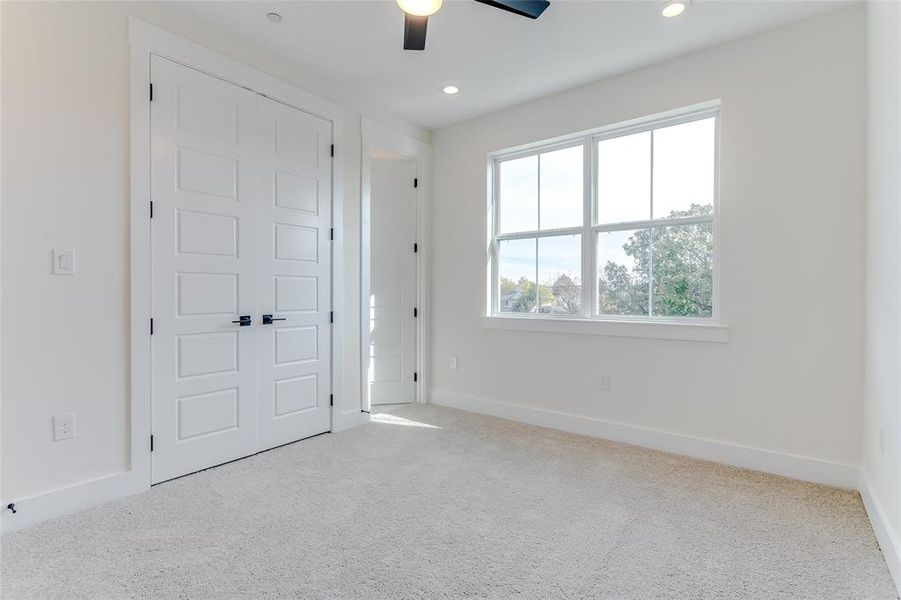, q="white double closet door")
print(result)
[150,56,332,484]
